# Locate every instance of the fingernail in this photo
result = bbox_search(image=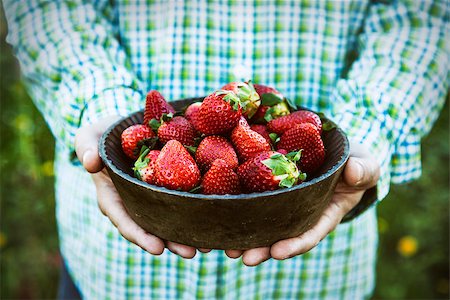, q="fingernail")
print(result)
[354,160,364,186]
[82,150,92,165]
